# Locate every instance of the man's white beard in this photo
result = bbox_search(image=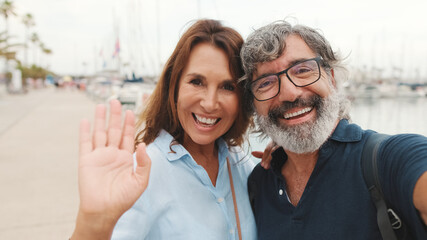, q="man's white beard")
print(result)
[255,90,341,154]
